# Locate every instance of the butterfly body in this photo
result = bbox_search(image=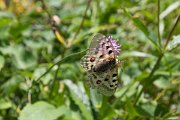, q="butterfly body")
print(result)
[80,33,121,96]
[93,57,116,73]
